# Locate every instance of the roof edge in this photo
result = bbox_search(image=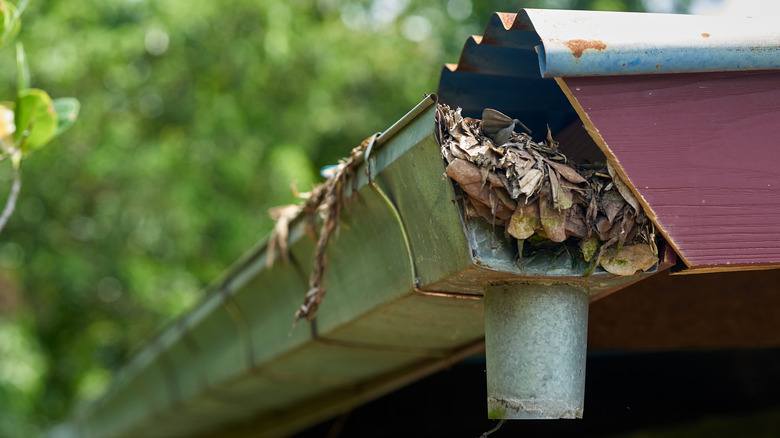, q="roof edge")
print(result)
[518,8,780,78]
